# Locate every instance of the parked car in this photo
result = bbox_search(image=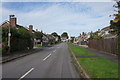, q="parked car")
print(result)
[81,41,87,45]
